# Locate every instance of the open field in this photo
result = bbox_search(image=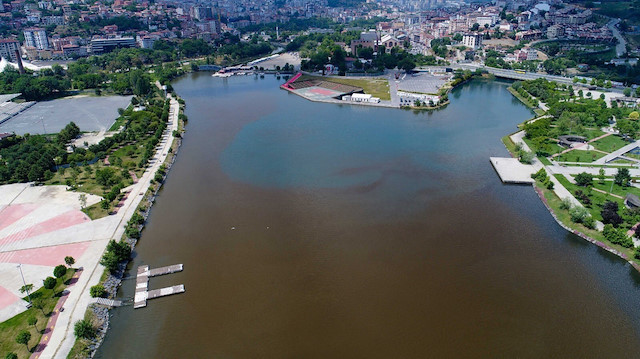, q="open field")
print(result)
[591,135,629,153]
[299,74,391,100]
